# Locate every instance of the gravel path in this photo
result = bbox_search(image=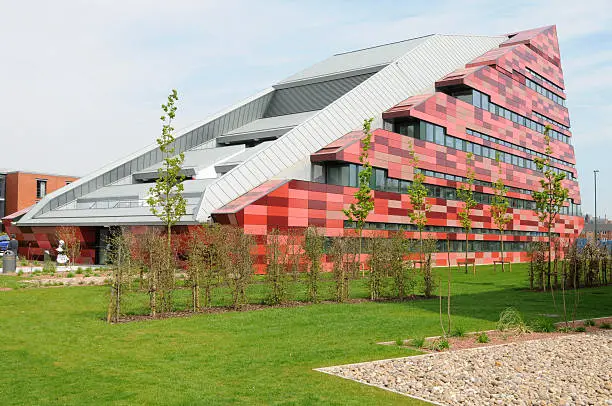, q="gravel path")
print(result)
[318,331,612,405]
